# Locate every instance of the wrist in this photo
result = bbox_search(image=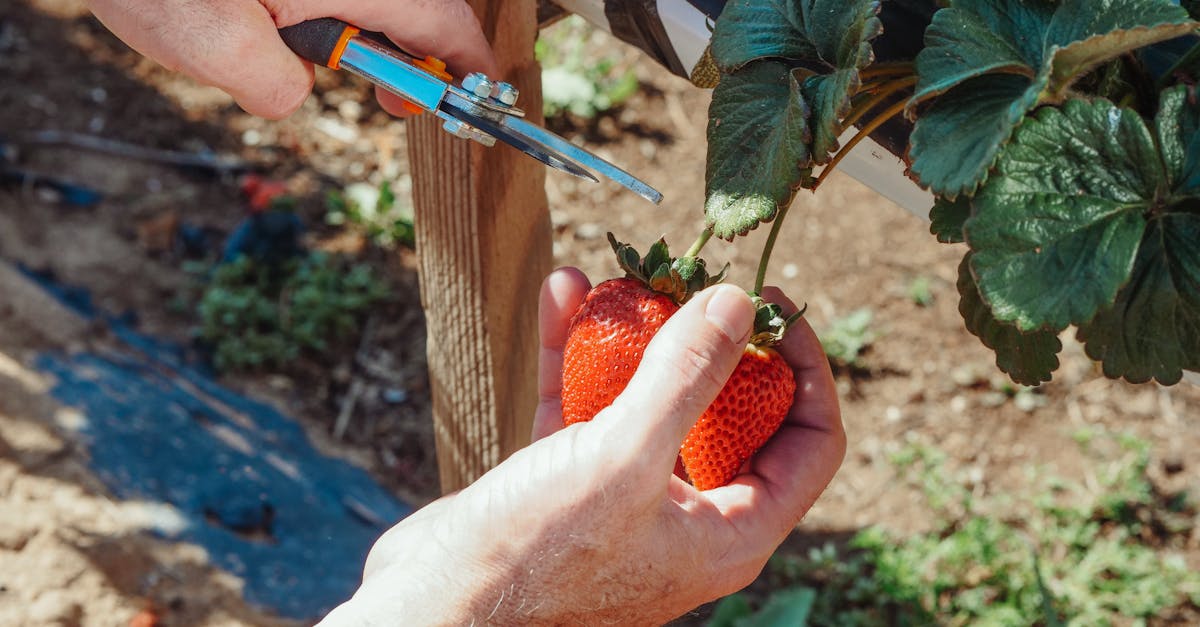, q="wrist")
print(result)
[324,494,523,625]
